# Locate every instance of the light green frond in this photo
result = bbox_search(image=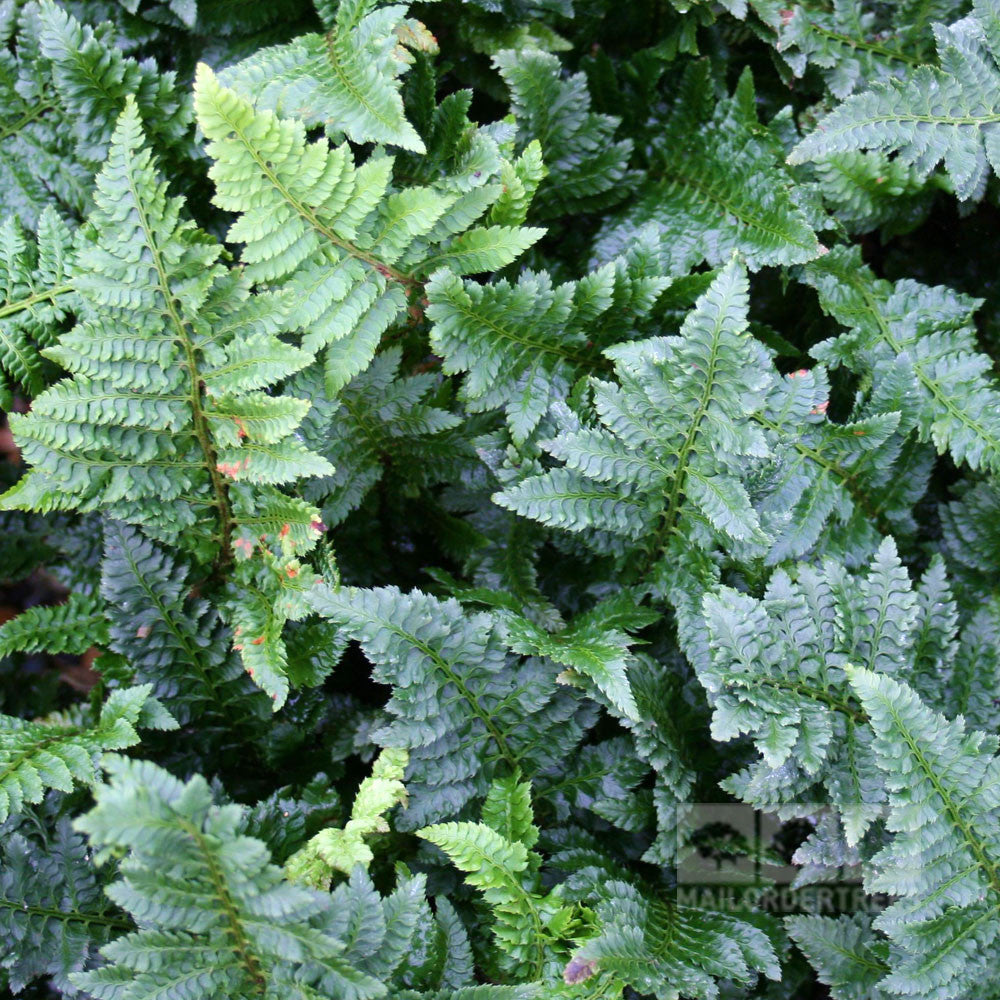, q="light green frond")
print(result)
[0,685,175,822]
[287,748,409,889]
[195,65,540,393]
[219,0,432,151]
[1,99,328,562]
